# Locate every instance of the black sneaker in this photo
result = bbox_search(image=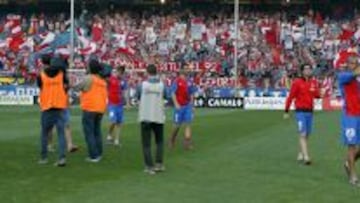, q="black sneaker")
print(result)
[356,151,360,161]
[54,158,66,167]
[68,146,79,153]
[303,159,312,166]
